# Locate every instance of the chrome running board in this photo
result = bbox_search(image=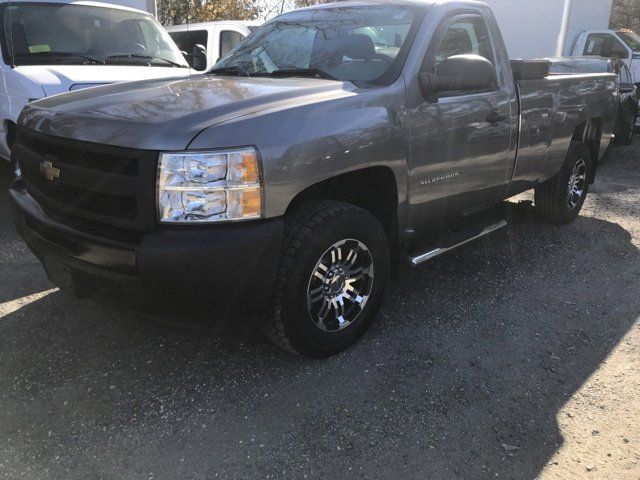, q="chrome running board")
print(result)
[409,220,508,266]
